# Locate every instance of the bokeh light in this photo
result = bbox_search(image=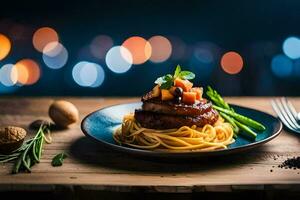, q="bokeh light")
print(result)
[0,64,18,86]
[194,47,214,64]
[14,59,40,85]
[271,54,293,78]
[105,46,133,73]
[72,61,105,87]
[42,42,68,69]
[0,82,19,94]
[169,37,187,60]
[220,51,244,74]
[122,36,152,64]
[189,42,219,80]
[282,36,300,59]
[0,34,11,60]
[32,27,59,52]
[148,36,172,63]
[90,35,113,60]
